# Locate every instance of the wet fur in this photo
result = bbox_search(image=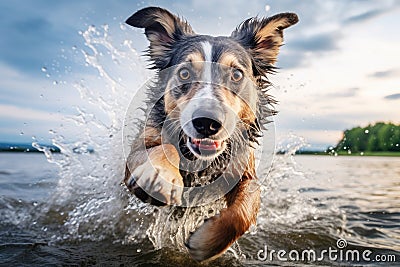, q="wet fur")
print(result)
[124,6,298,262]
